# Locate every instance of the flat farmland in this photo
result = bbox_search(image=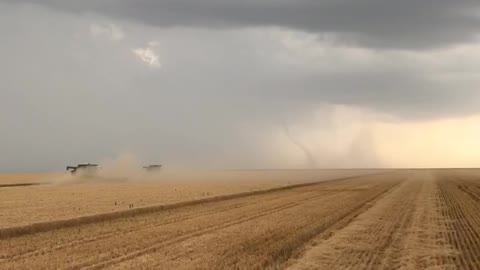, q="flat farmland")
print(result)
[0,169,379,229]
[2,169,480,269]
